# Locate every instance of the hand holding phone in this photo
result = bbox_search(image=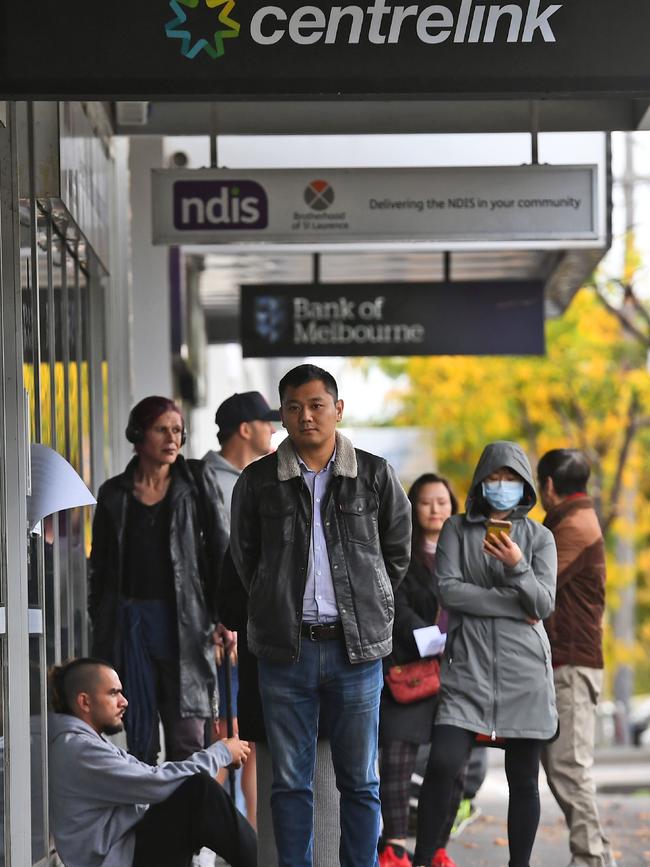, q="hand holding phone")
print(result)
[485,519,512,541]
[483,520,522,567]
